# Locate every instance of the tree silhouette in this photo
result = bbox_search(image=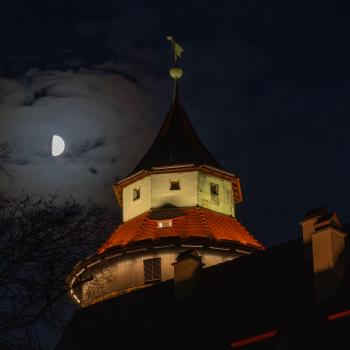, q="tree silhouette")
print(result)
[0,192,111,349]
[0,141,13,182]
